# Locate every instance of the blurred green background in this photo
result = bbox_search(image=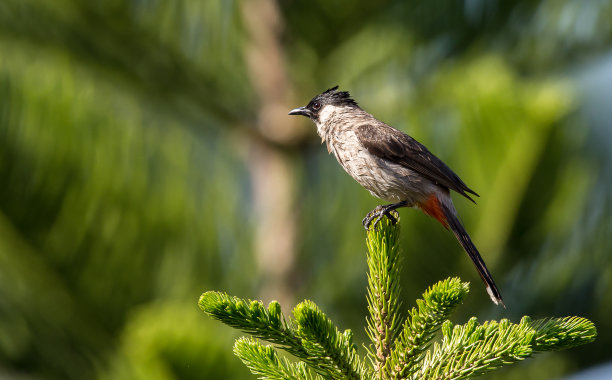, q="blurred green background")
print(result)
[1,0,611,379]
